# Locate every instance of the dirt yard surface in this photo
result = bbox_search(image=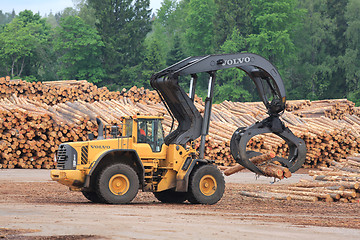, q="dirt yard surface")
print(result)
[0,169,360,240]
